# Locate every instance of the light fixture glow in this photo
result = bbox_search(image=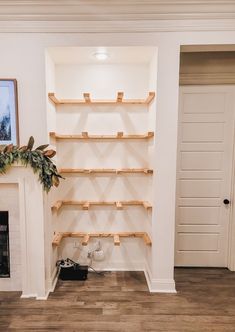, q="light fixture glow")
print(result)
[93,52,109,61]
